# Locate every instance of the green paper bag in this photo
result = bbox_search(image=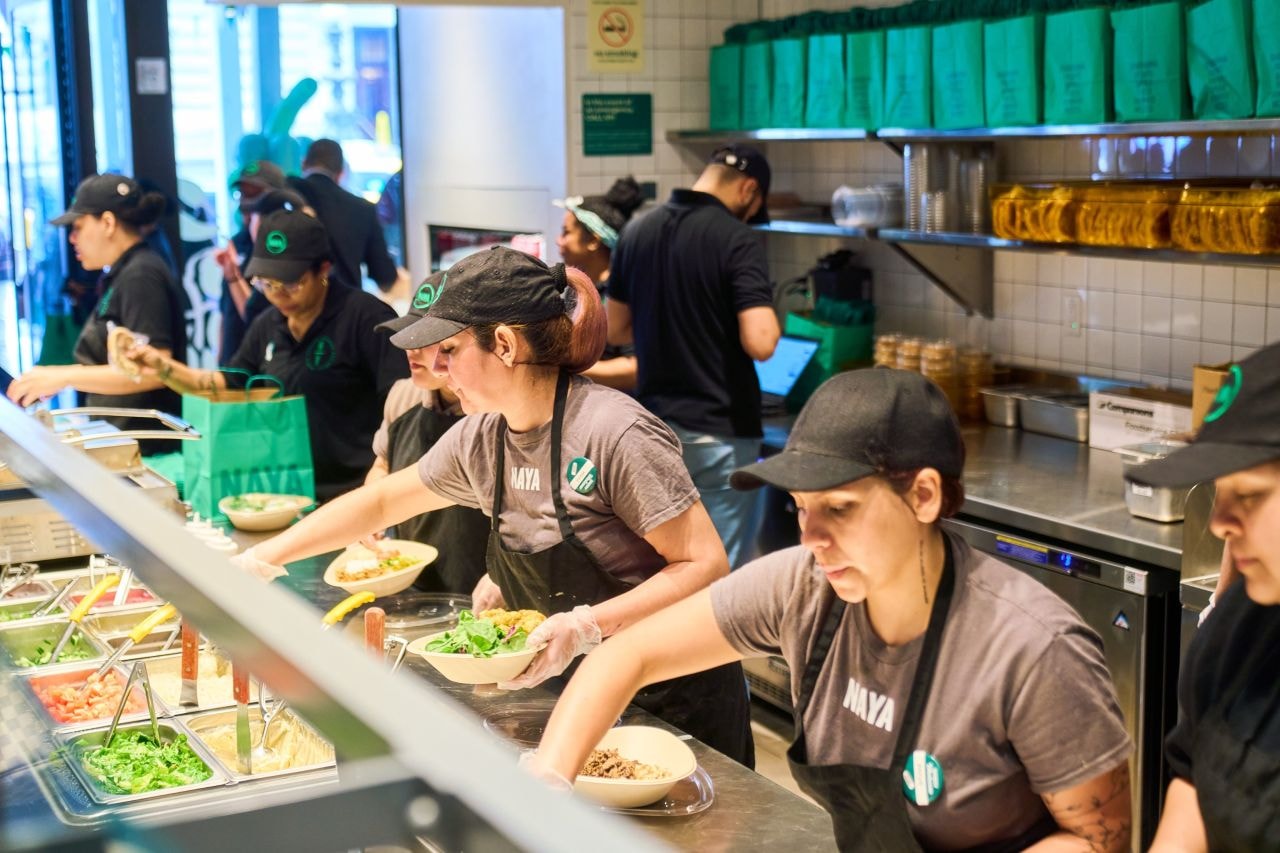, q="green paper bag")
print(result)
[985,14,1042,126]
[1254,0,1280,115]
[742,40,772,128]
[885,25,933,127]
[1112,2,1188,122]
[844,30,885,129]
[709,44,743,130]
[772,37,808,128]
[932,19,985,129]
[35,312,81,366]
[784,312,873,410]
[1188,0,1254,119]
[805,33,845,127]
[182,377,315,519]
[1044,7,1111,124]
